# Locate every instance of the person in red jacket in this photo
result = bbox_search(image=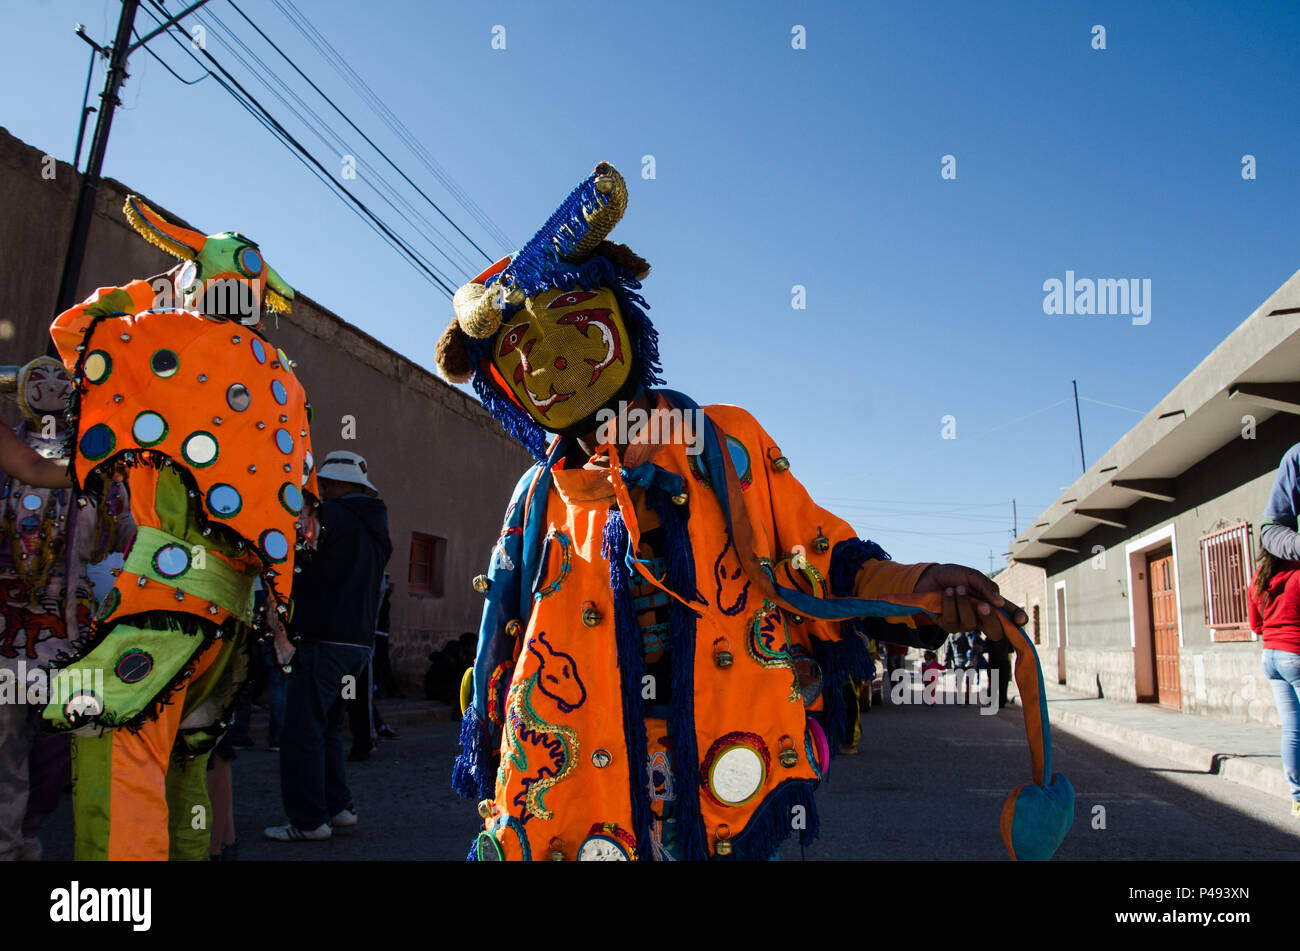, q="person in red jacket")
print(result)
[1248,548,1300,816]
